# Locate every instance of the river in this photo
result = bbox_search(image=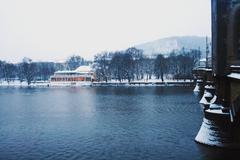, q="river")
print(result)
[0,87,238,160]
